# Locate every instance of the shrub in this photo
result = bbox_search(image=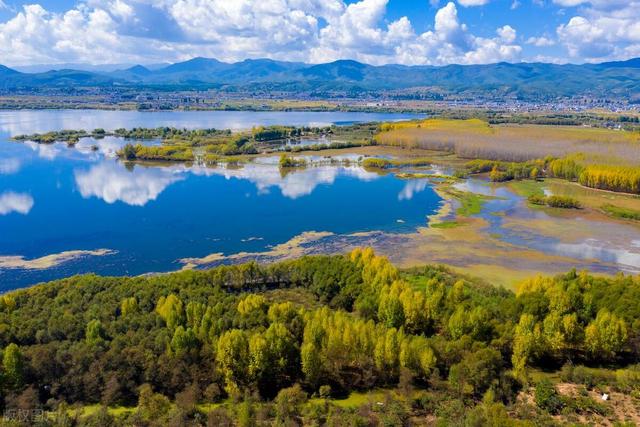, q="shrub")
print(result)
[279,154,306,168]
[527,195,581,209]
[535,379,563,414]
[527,195,547,206]
[489,166,512,182]
[362,158,392,169]
[546,196,582,209]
